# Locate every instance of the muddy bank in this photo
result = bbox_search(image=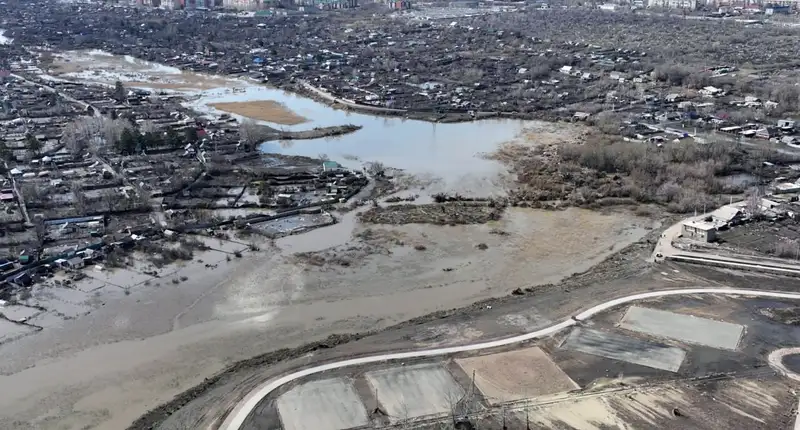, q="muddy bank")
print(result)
[358,202,504,225]
[127,224,665,430]
[291,81,567,125]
